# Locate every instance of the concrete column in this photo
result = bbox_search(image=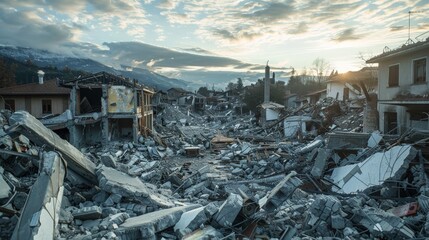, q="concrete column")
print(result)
[101,85,109,146]
[69,87,78,147]
[363,93,379,133]
[70,87,76,116]
[133,115,138,143]
[264,64,270,103]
